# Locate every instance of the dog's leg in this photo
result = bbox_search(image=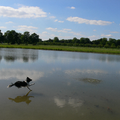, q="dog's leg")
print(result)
[28,83,35,86]
[27,86,32,91]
